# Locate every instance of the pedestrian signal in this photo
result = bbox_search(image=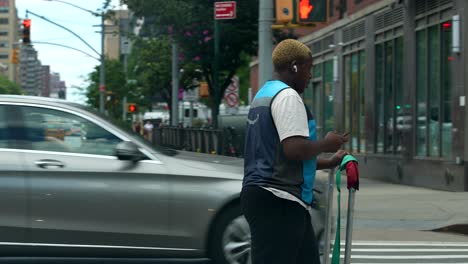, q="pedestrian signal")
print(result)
[10,48,19,64]
[275,0,293,24]
[297,0,327,24]
[199,82,209,98]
